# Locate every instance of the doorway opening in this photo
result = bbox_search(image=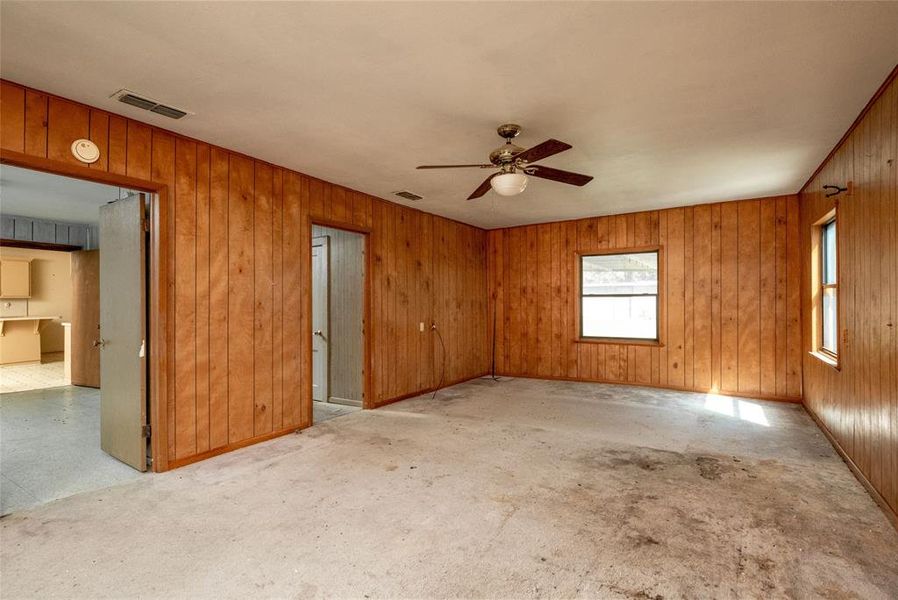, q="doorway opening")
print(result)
[311,224,365,424]
[0,165,151,515]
